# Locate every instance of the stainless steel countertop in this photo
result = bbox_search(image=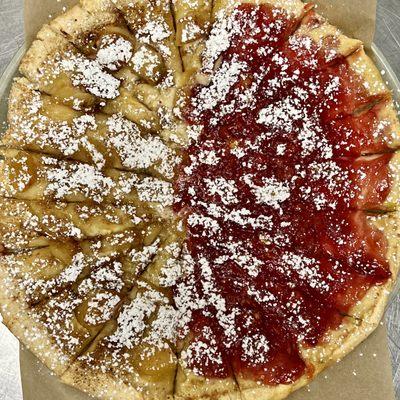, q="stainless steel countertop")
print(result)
[0,0,399,399]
